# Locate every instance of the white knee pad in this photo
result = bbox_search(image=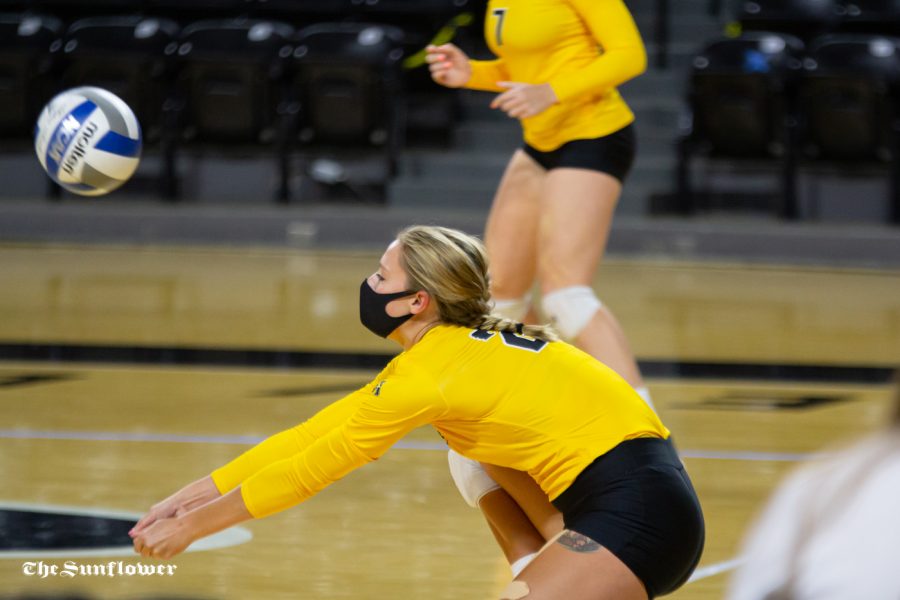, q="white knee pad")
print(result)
[491,293,532,322]
[447,449,500,508]
[540,286,602,340]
